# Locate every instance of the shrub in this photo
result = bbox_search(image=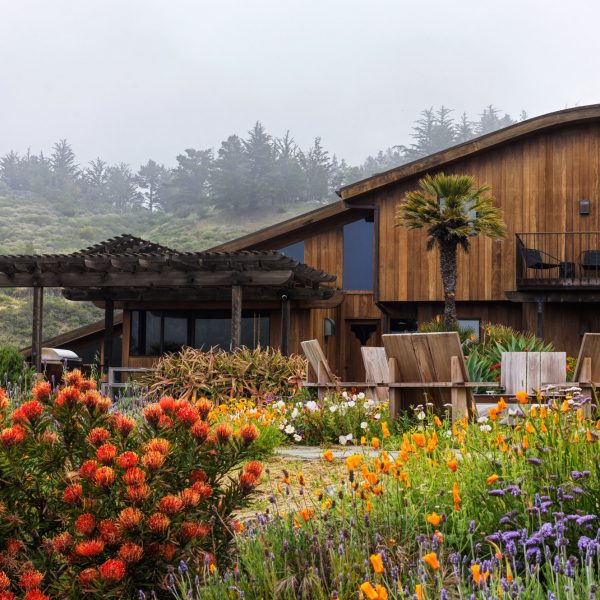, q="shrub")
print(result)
[0,371,265,599]
[140,346,305,404]
[0,344,32,388]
